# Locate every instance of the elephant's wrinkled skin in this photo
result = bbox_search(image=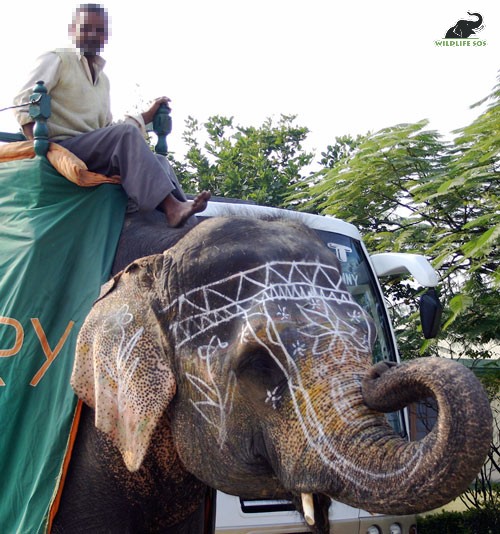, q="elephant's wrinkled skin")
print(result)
[53,212,492,533]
